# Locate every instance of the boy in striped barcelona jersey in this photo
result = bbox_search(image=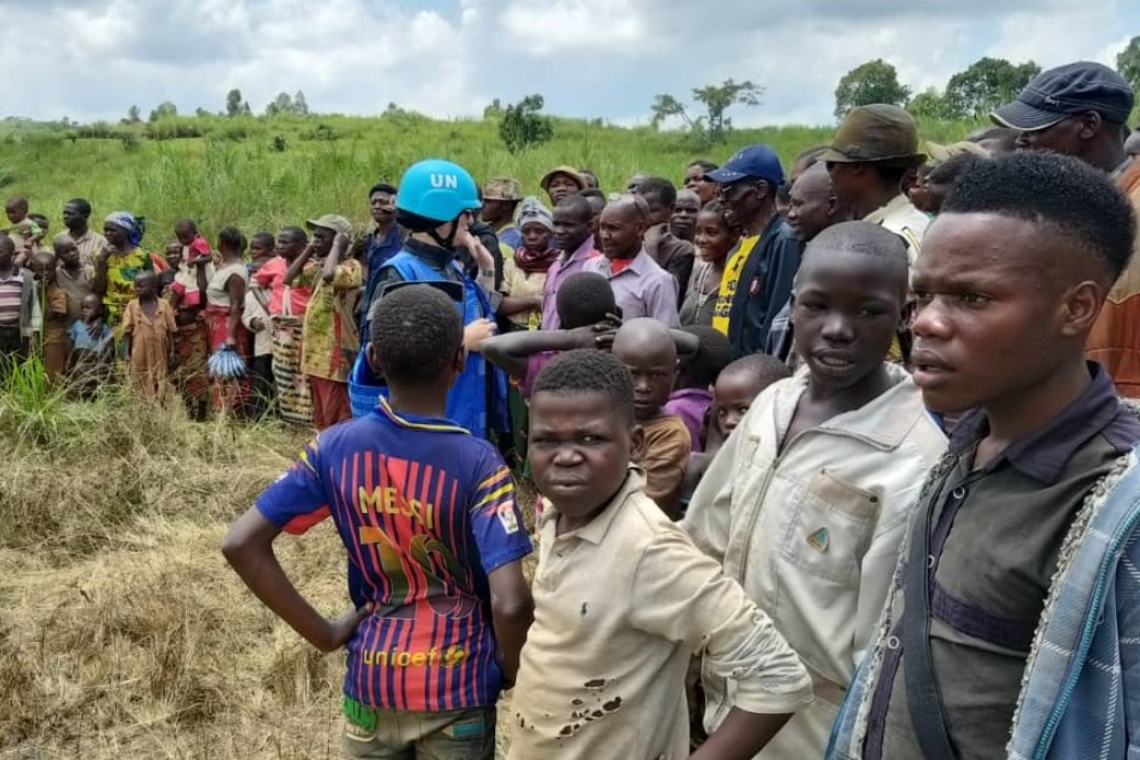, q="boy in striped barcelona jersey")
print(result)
[223,283,534,759]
